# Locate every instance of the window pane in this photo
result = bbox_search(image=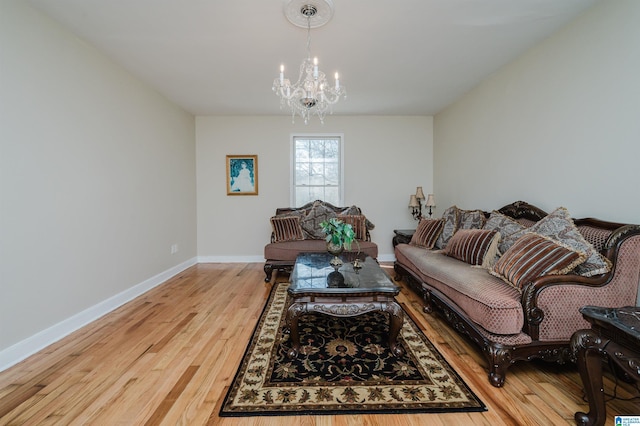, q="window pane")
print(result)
[309,186,325,202]
[296,187,311,206]
[309,163,325,185]
[324,187,340,205]
[324,163,339,186]
[296,140,309,159]
[309,140,324,159]
[295,163,310,185]
[324,141,339,159]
